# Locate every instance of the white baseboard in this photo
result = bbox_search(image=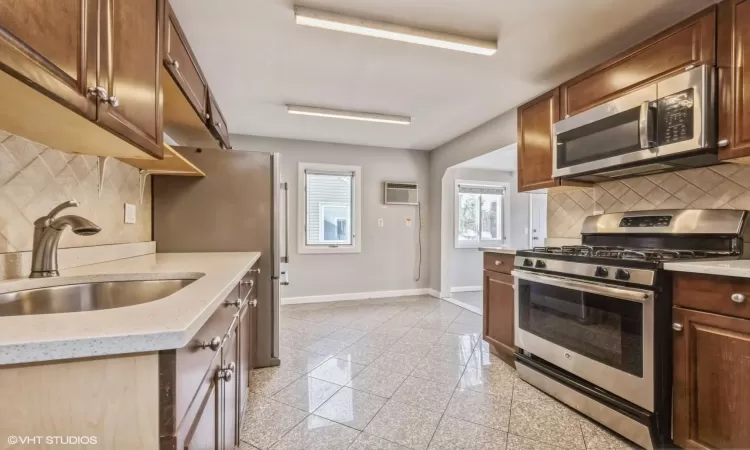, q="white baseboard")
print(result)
[427,288,441,299]
[282,288,431,305]
[443,296,482,315]
[450,286,482,293]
